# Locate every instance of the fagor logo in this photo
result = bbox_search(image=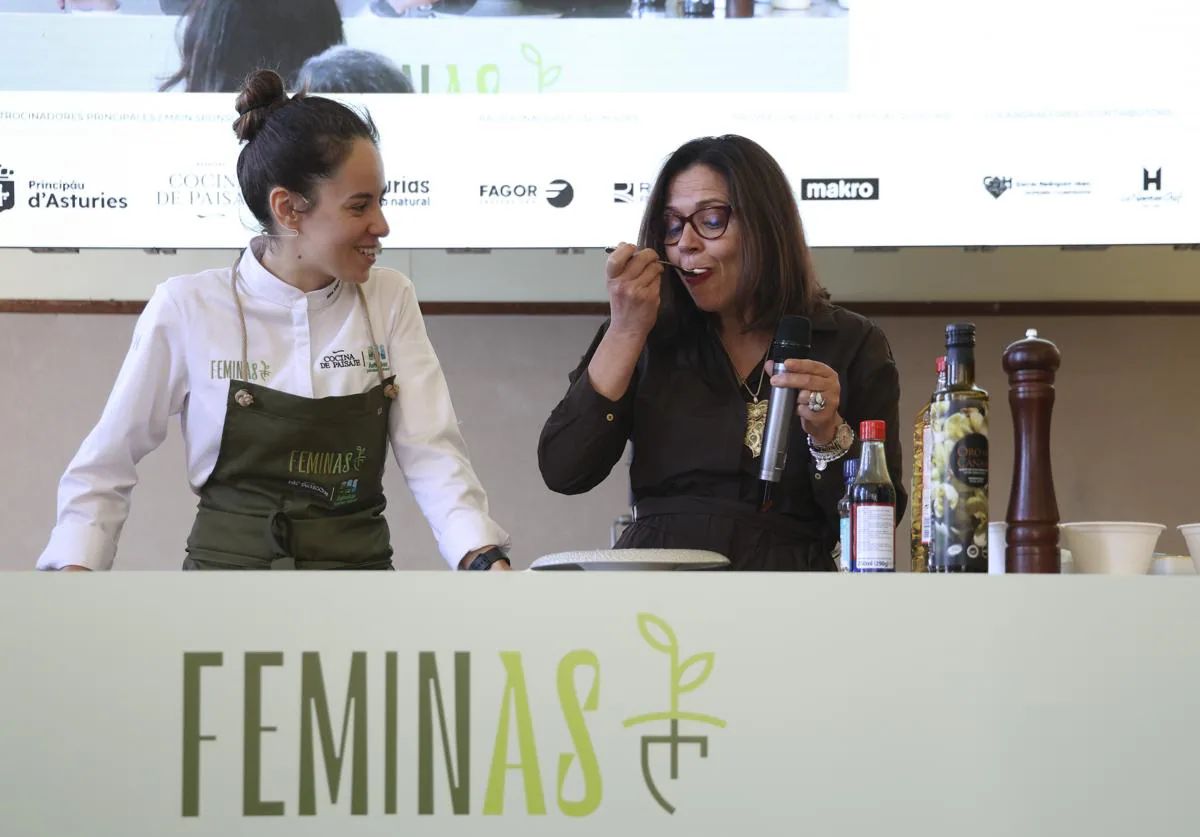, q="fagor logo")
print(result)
[0,166,15,213]
[479,179,573,207]
[545,179,574,208]
[801,178,879,201]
